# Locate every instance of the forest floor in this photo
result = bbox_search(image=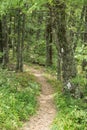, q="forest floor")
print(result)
[20,64,56,130]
